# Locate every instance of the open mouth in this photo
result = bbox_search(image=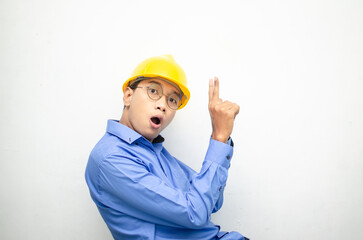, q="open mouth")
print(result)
[151,117,161,125]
